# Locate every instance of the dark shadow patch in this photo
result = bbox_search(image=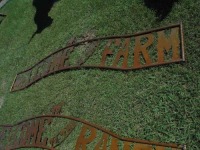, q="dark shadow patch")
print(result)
[29,0,59,42]
[0,13,6,24]
[144,0,179,21]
